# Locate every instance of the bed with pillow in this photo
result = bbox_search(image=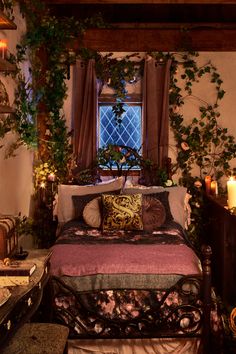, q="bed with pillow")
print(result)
[49,178,221,354]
